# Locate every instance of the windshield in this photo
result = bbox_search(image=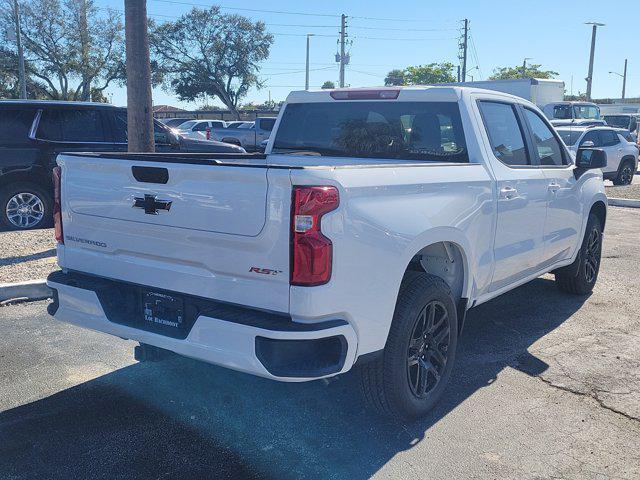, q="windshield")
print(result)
[556,129,583,146]
[273,101,468,162]
[573,104,600,120]
[177,120,197,131]
[604,115,631,128]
